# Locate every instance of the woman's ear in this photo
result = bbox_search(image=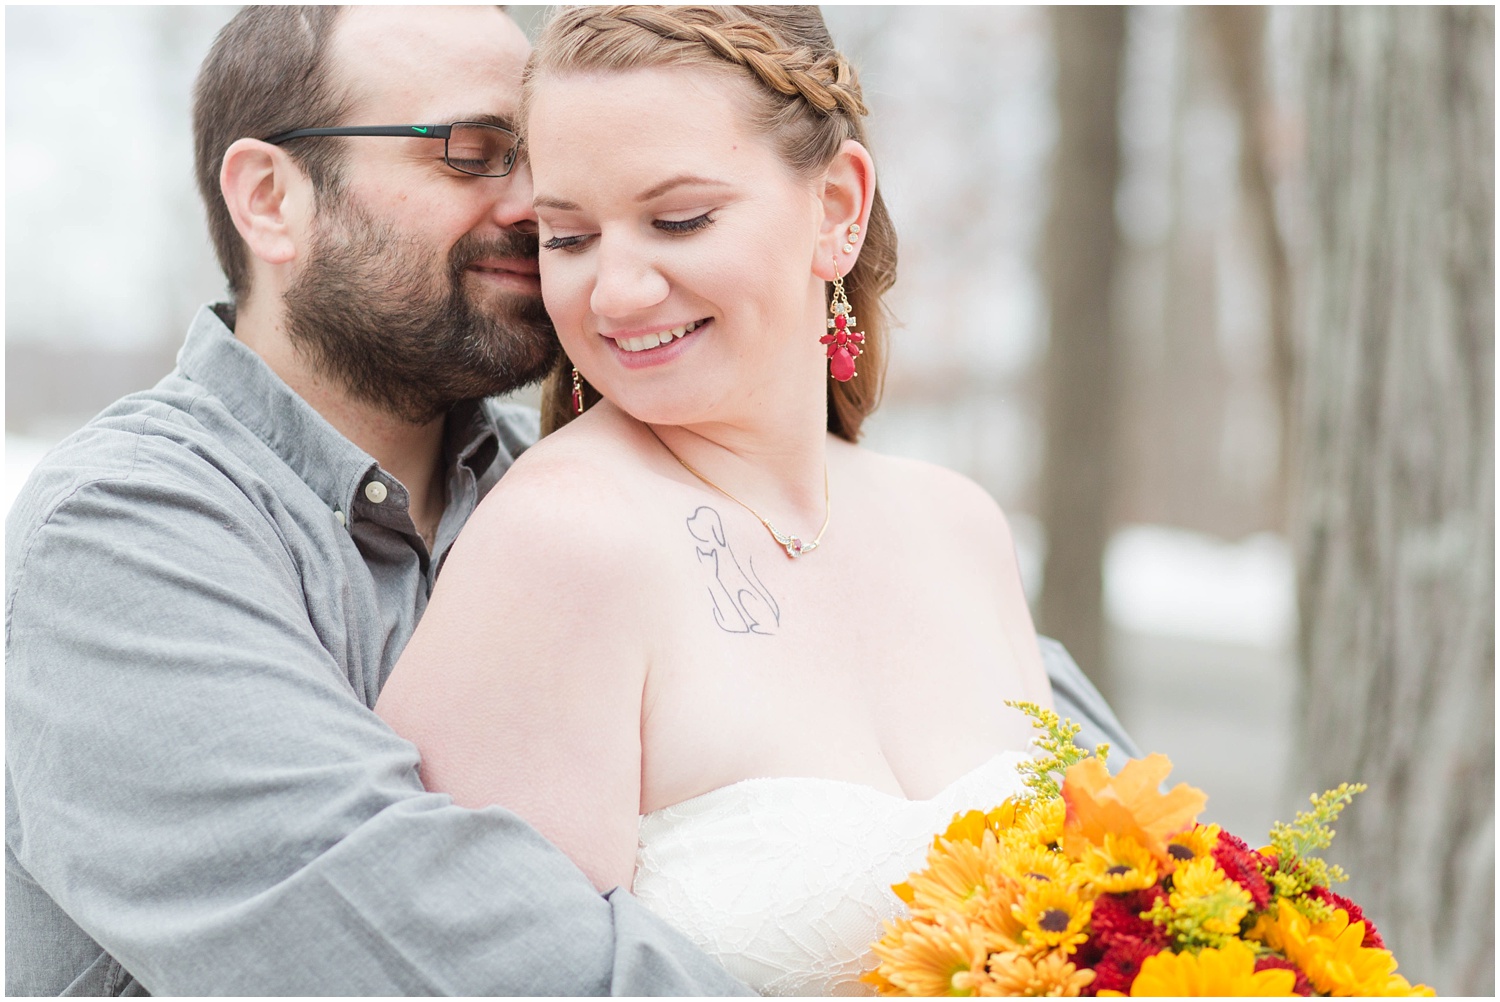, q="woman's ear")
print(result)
[813,139,876,281]
[220,138,309,268]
